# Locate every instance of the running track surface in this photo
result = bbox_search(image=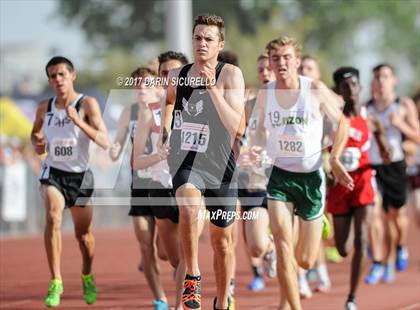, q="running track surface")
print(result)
[1,217,419,309]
